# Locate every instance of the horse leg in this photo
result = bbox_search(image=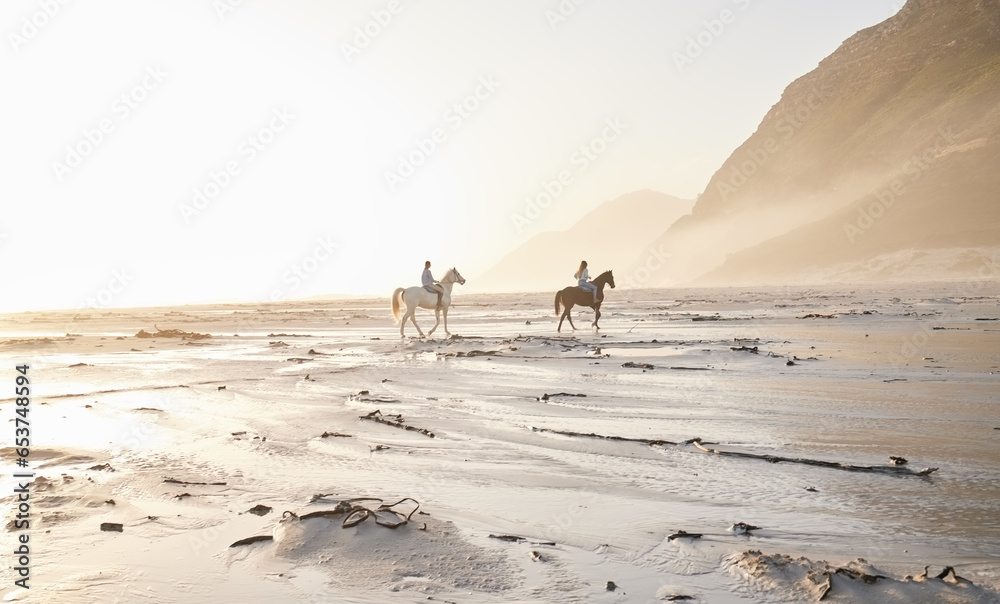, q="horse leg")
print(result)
[428,306,441,337]
[408,306,424,337]
[442,306,450,336]
[565,303,577,331]
[593,304,602,330]
[399,306,409,337]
